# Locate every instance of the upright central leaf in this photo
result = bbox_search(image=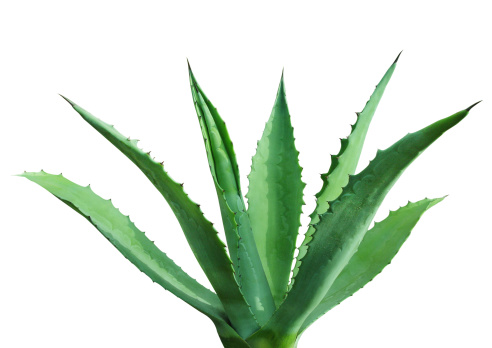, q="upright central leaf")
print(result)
[188,64,276,325]
[247,72,305,306]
